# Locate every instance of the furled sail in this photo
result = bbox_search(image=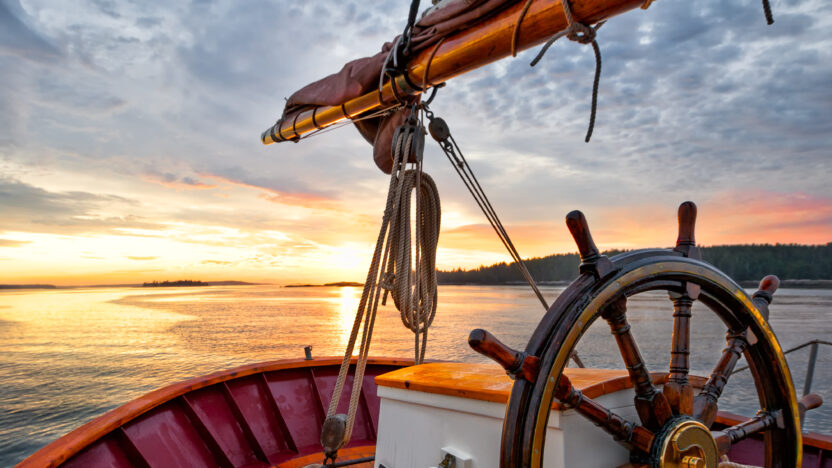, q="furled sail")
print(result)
[278,0,515,172]
[262,0,649,171]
